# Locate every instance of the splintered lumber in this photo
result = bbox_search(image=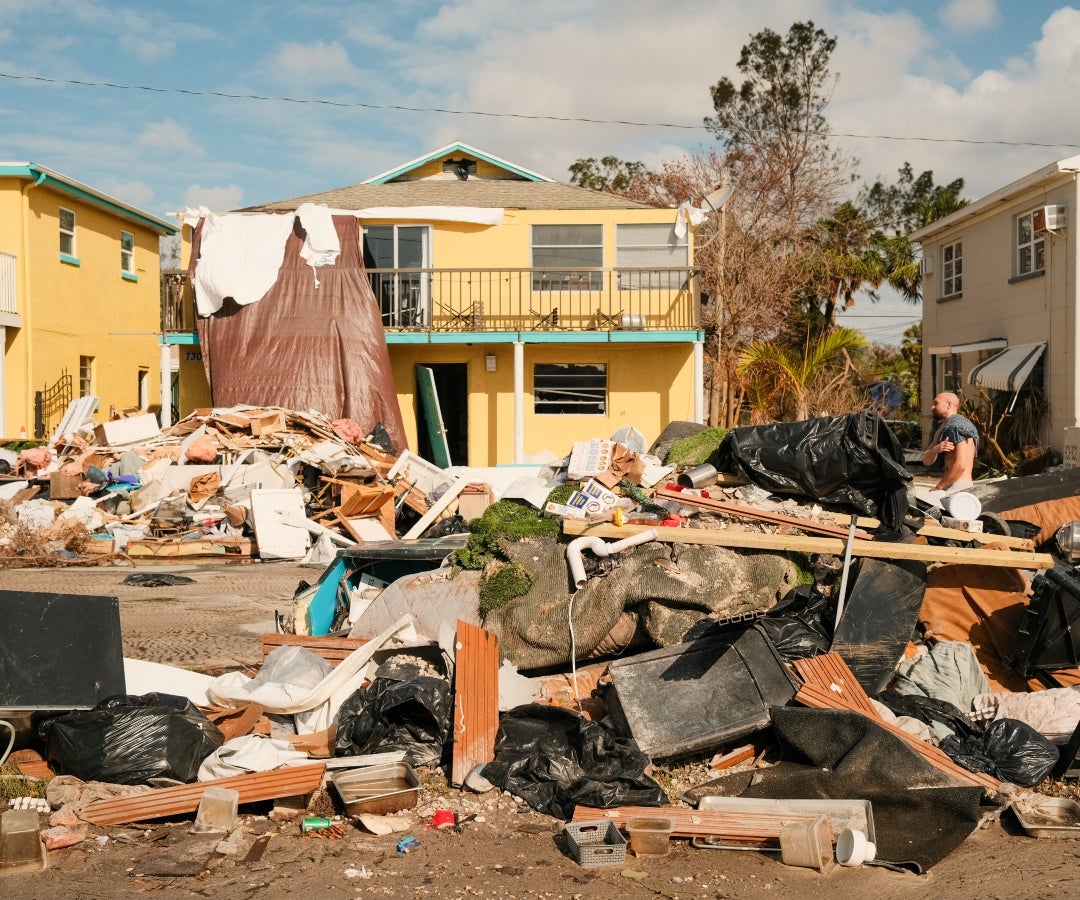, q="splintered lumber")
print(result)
[261,633,368,667]
[81,763,327,826]
[572,805,818,843]
[916,523,1035,551]
[655,486,873,540]
[560,521,1053,569]
[451,621,500,786]
[794,653,1000,791]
